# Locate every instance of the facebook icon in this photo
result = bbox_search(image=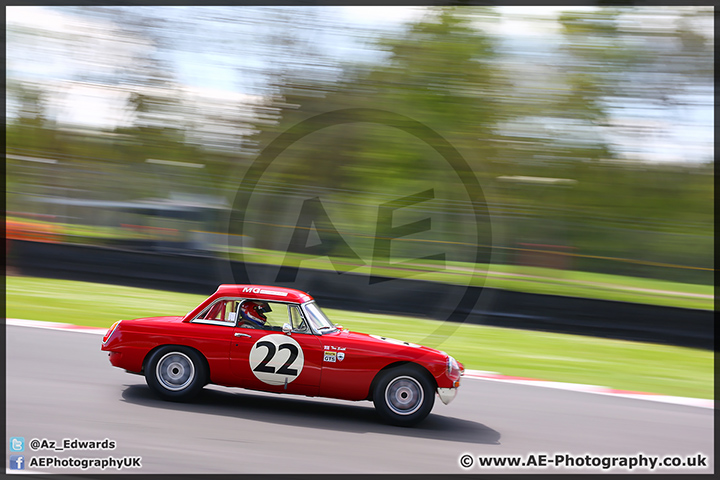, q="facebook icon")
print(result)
[10,455,25,470]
